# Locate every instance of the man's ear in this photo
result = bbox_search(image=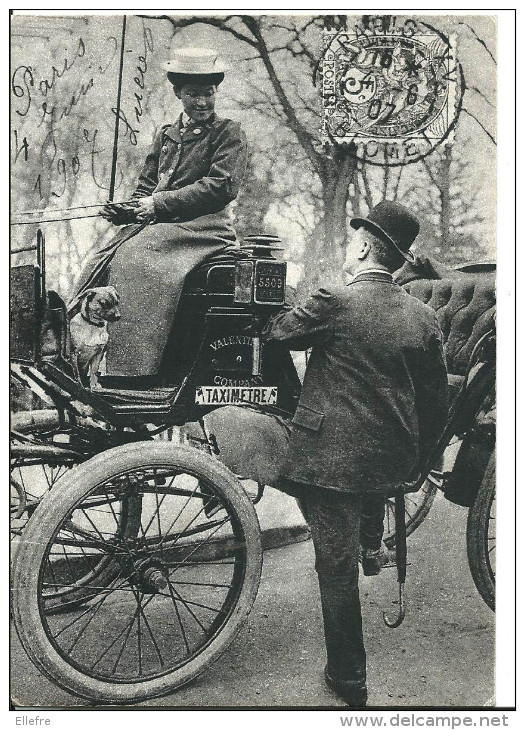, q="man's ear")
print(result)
[357,238,371,261]
[80,288,98,303]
